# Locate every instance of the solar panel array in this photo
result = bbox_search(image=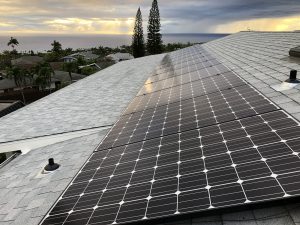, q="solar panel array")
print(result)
[42,46,300,225]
